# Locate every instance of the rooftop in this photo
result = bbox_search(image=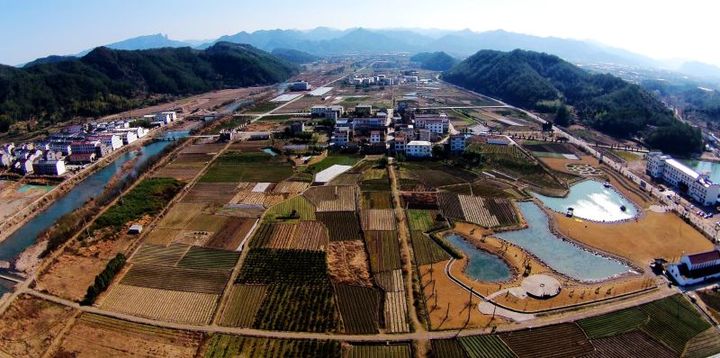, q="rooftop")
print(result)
[408,140,431,146]
[687,249,720,266]
[665,158,700,180]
